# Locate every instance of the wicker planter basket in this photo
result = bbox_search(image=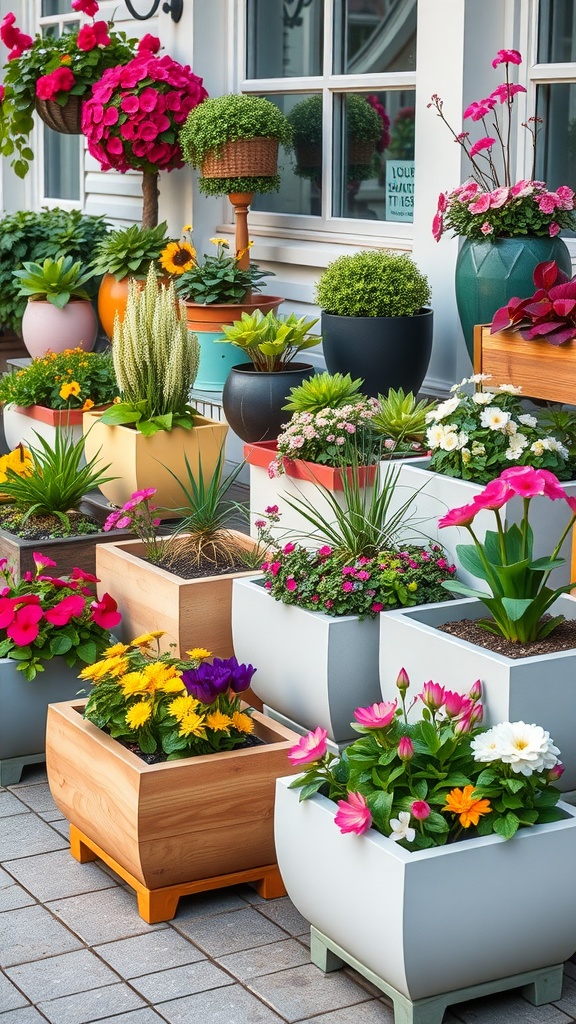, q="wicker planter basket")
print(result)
[35,95,83,134]
[348,139,376,165]
[201,137,279,179]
